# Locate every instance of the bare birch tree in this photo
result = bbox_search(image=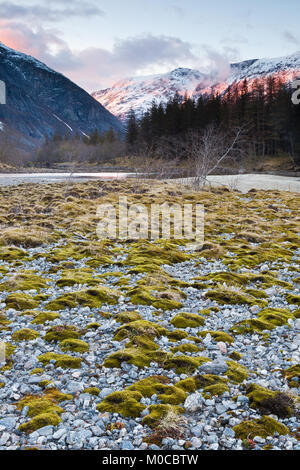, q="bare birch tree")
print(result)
[185,124,246,189]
